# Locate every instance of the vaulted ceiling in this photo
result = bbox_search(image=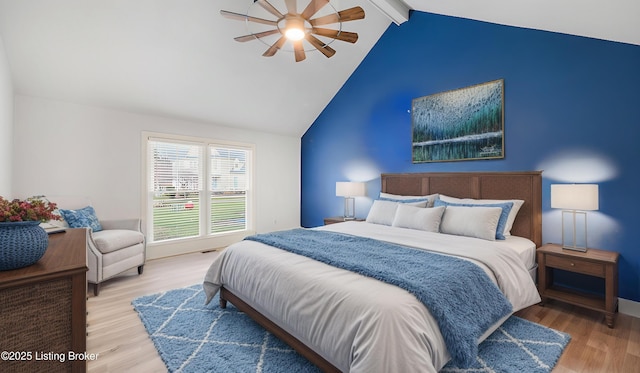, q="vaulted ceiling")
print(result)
[0,0,637,137]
